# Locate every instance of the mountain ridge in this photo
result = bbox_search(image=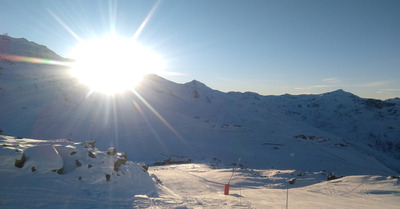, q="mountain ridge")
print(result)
[0,34,64,61]
[0,36,399,175]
